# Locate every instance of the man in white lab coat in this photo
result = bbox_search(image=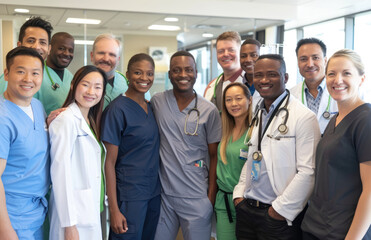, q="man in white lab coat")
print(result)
[290,38,337,133]
[233,54,320,239]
